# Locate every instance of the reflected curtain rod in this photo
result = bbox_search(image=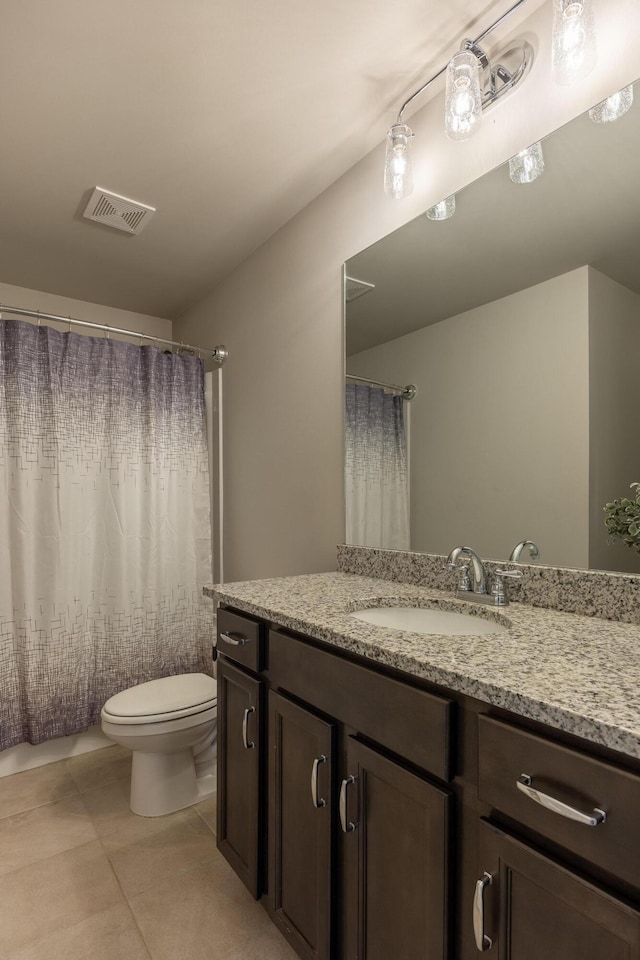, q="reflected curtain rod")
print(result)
[0,303,228,364]
[346,373,416,400]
